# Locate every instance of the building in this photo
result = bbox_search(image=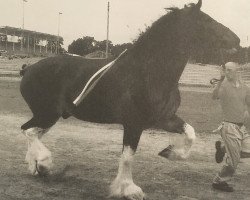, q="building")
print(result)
[0,26,63,56]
